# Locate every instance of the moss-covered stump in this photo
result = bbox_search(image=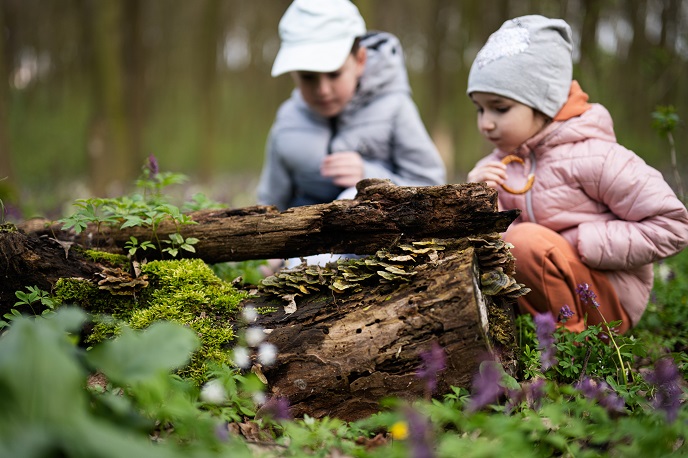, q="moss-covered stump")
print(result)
[55,258,249,384]
[249,235,526,422]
